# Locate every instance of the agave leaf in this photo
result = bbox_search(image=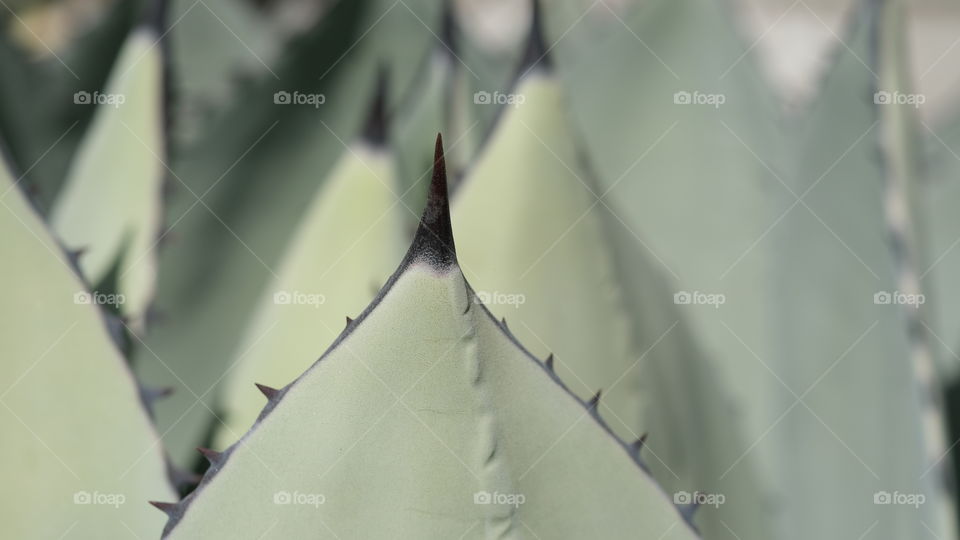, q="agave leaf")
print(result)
[136,0,444,466]
[541,0,787,467]
[453,70,774,539]
[0,0,136,210]
[215,139,407,448]
[49,25,165,332]
[770,1,954,538]
[0,148,175,538]
[925,117,960,378]
[157,136,698,539]
[453,73,636,437]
